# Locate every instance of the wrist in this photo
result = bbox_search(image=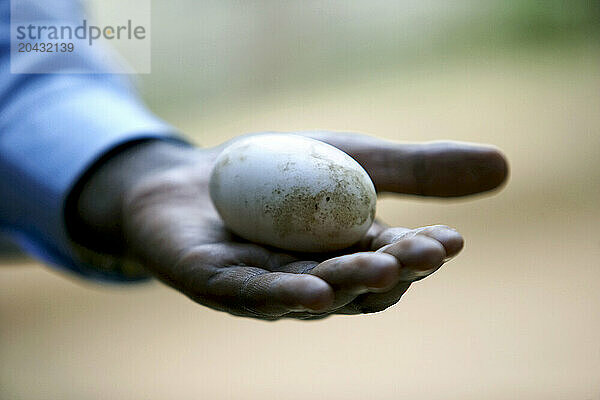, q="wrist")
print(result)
[66,139,198,255]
